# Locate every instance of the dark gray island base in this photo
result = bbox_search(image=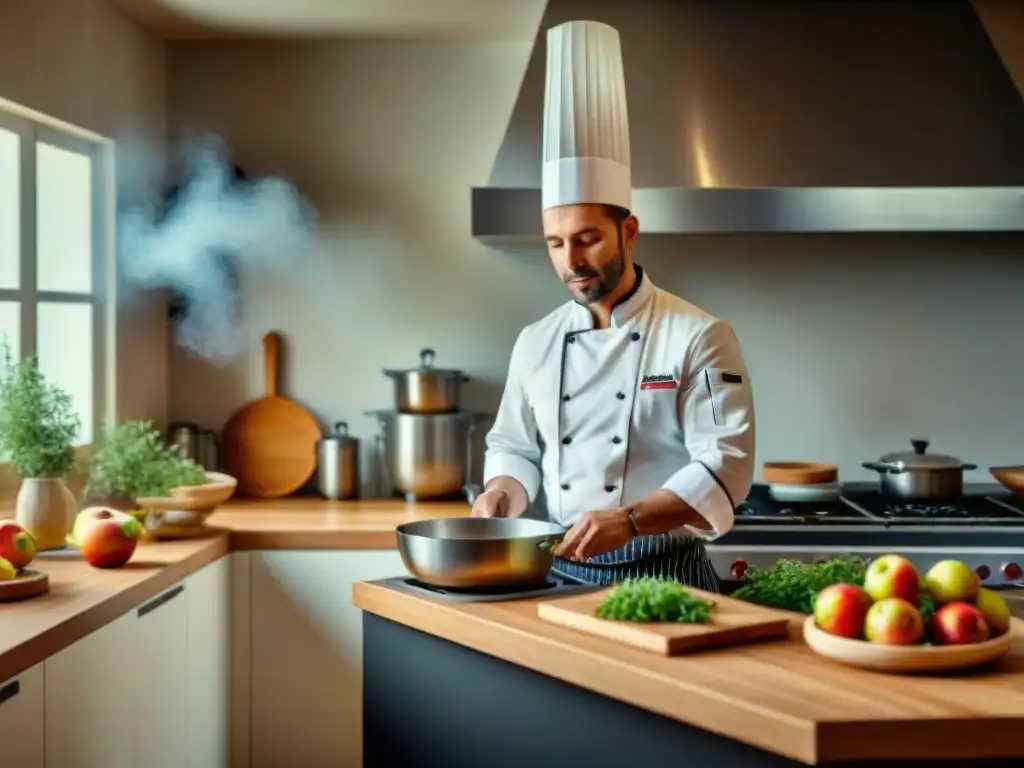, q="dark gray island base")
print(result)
[363,614,1017,767]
